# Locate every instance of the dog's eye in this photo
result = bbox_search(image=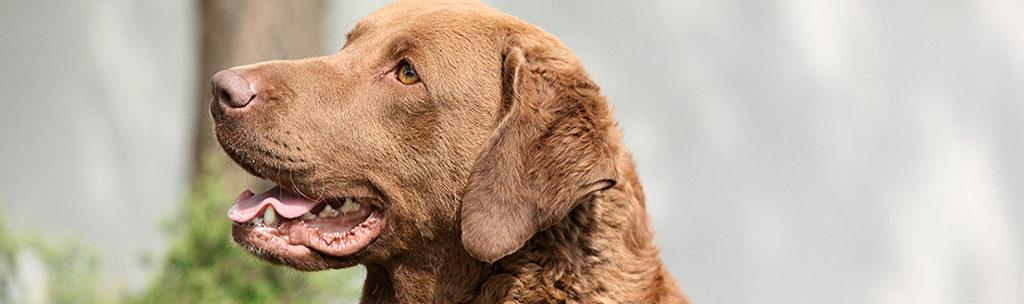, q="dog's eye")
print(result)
[395,63,420,84]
